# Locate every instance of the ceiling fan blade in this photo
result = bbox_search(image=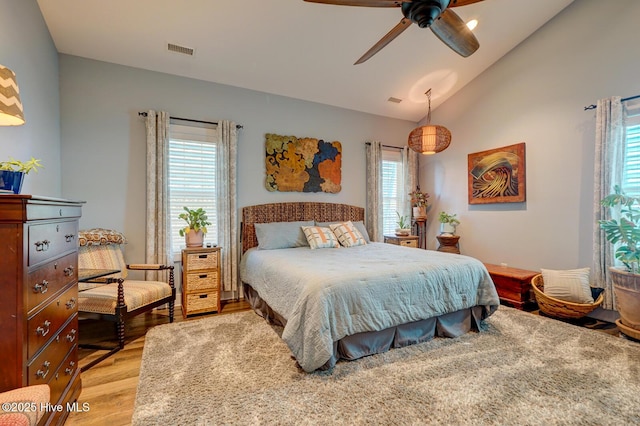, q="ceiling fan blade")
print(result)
[448,0,485,7]
[354,18,412,64]
[430,9,479,57]
[303,0,404,7]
